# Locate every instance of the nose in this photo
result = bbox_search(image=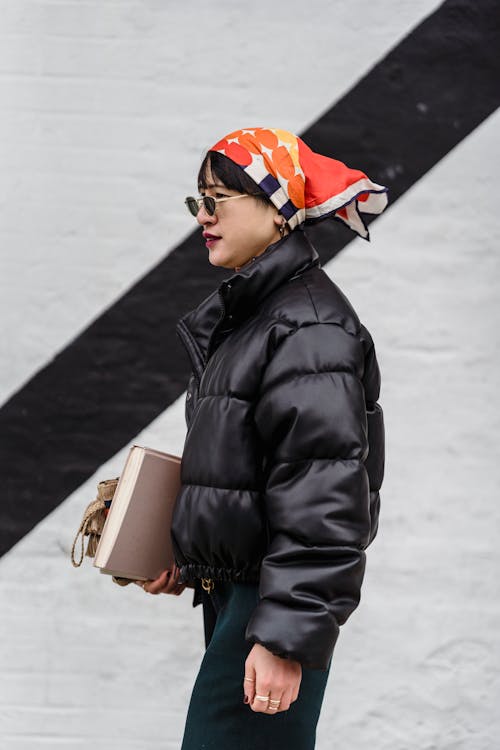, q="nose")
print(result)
[196,203,217,227]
